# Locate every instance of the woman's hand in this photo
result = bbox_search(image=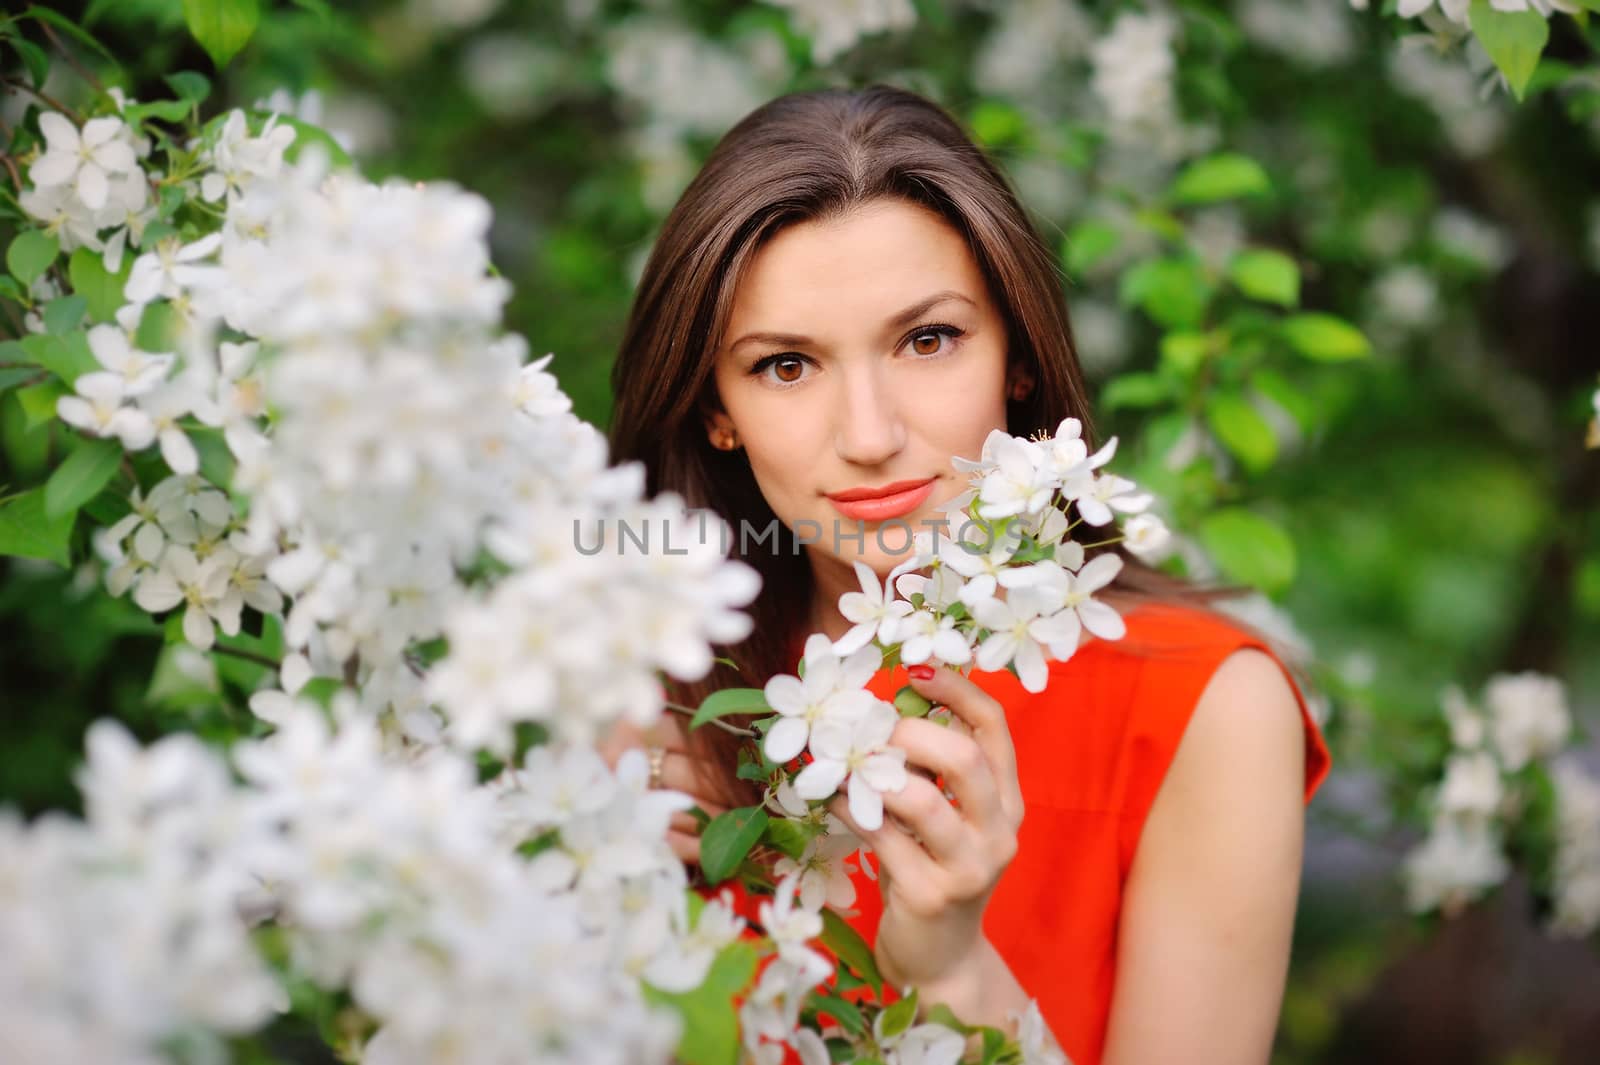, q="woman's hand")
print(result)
[827,663,1024,991]
[596,711,731,865]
